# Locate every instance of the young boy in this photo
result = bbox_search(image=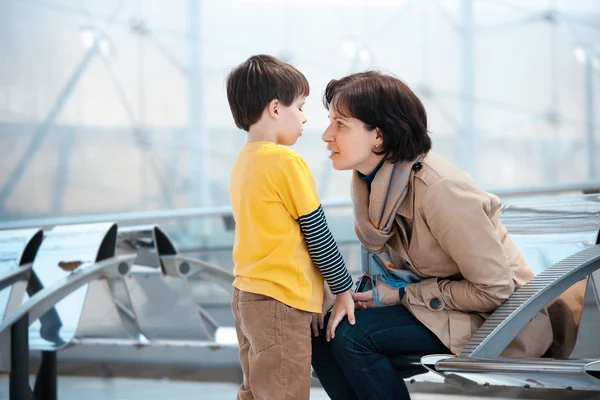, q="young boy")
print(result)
[226,54,355,400]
